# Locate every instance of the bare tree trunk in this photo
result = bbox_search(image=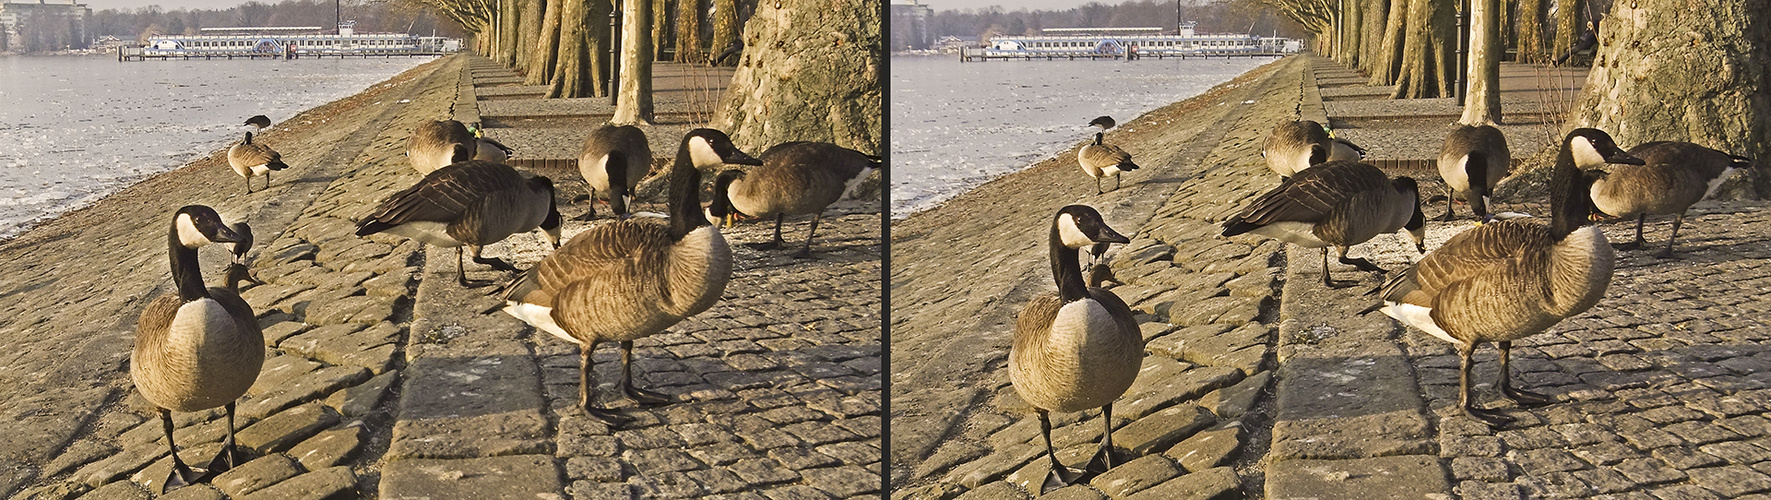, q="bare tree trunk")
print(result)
[1359,0,1389,75]
[675,0,704,63]
[1460,0,1502,124]
[549,0,610,98]
[1575,0,1771,198]
[1497,0,1512,60]
[713,0,880,154]
[498,0,521,66]
[711,0,737,66]
[1391,0,1454,98]
[518,0,545,77]
[1516,0,1546,63]
[1336,0,1360,64]
[1371,0,1407,85]
[615,0,654,124]
[653,0,671,61]
[1551,0,1583,62]
[528,0,563,85]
